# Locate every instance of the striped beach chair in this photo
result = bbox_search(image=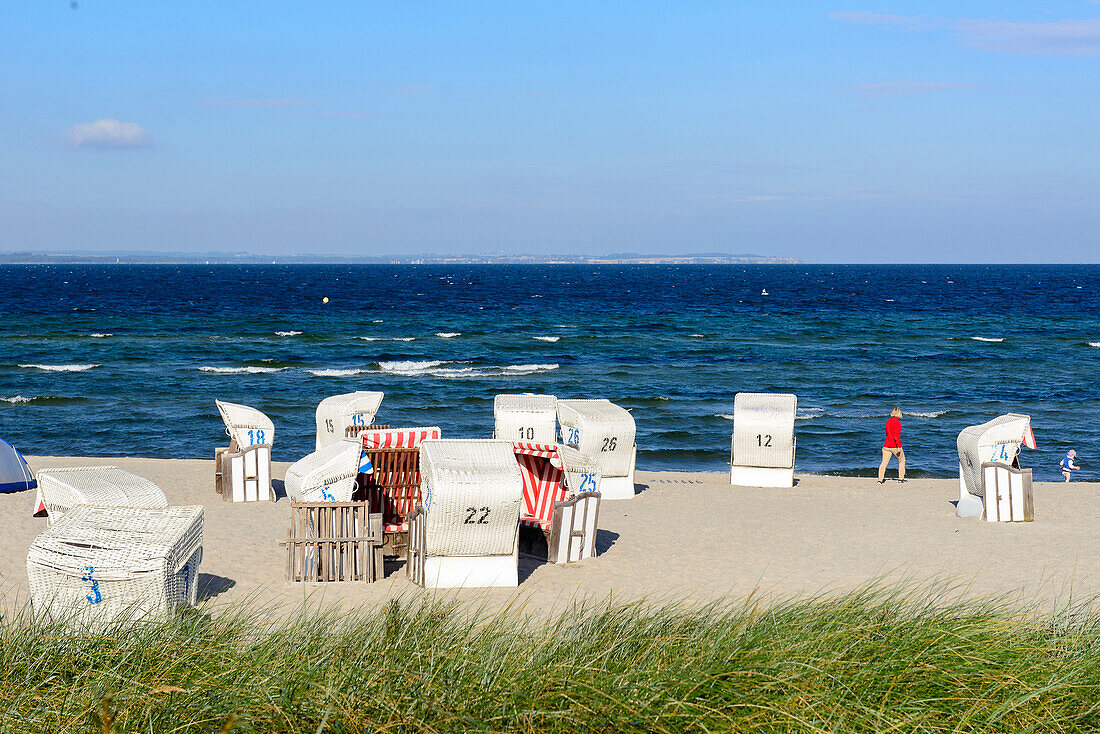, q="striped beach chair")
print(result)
[513,442,601,564]
[956,413,1035,519]
[214,400,274,502]
[358,426,441,555]
[315,391,385,450]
